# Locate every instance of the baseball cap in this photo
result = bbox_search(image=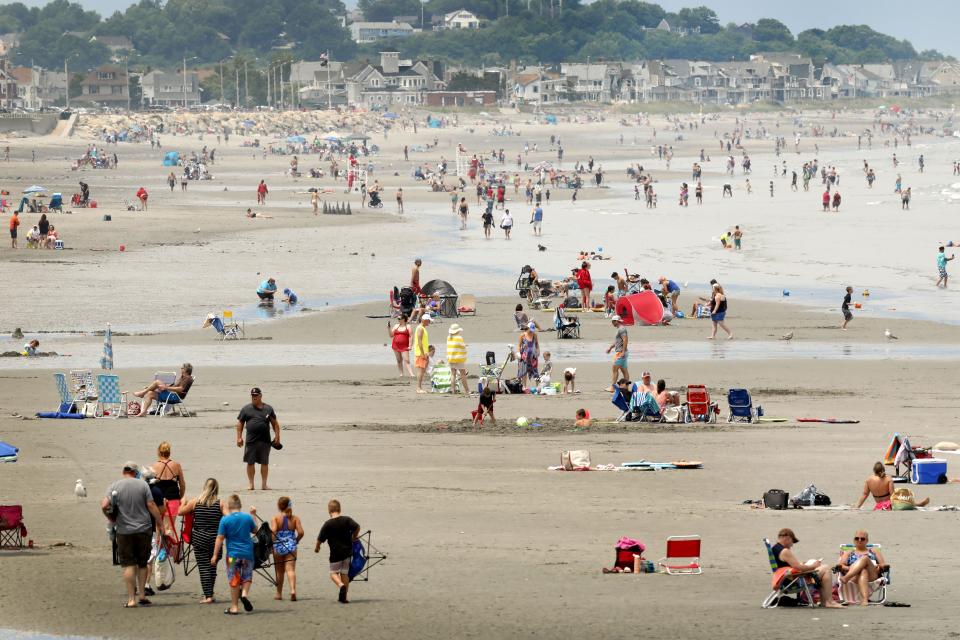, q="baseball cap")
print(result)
[611,315,621,322]
[778,528,799,543]
[122,461,139,473]
[250,387,262,395]
[641,371,651,378]
[527,321,536,331]
[422,313,432,322]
